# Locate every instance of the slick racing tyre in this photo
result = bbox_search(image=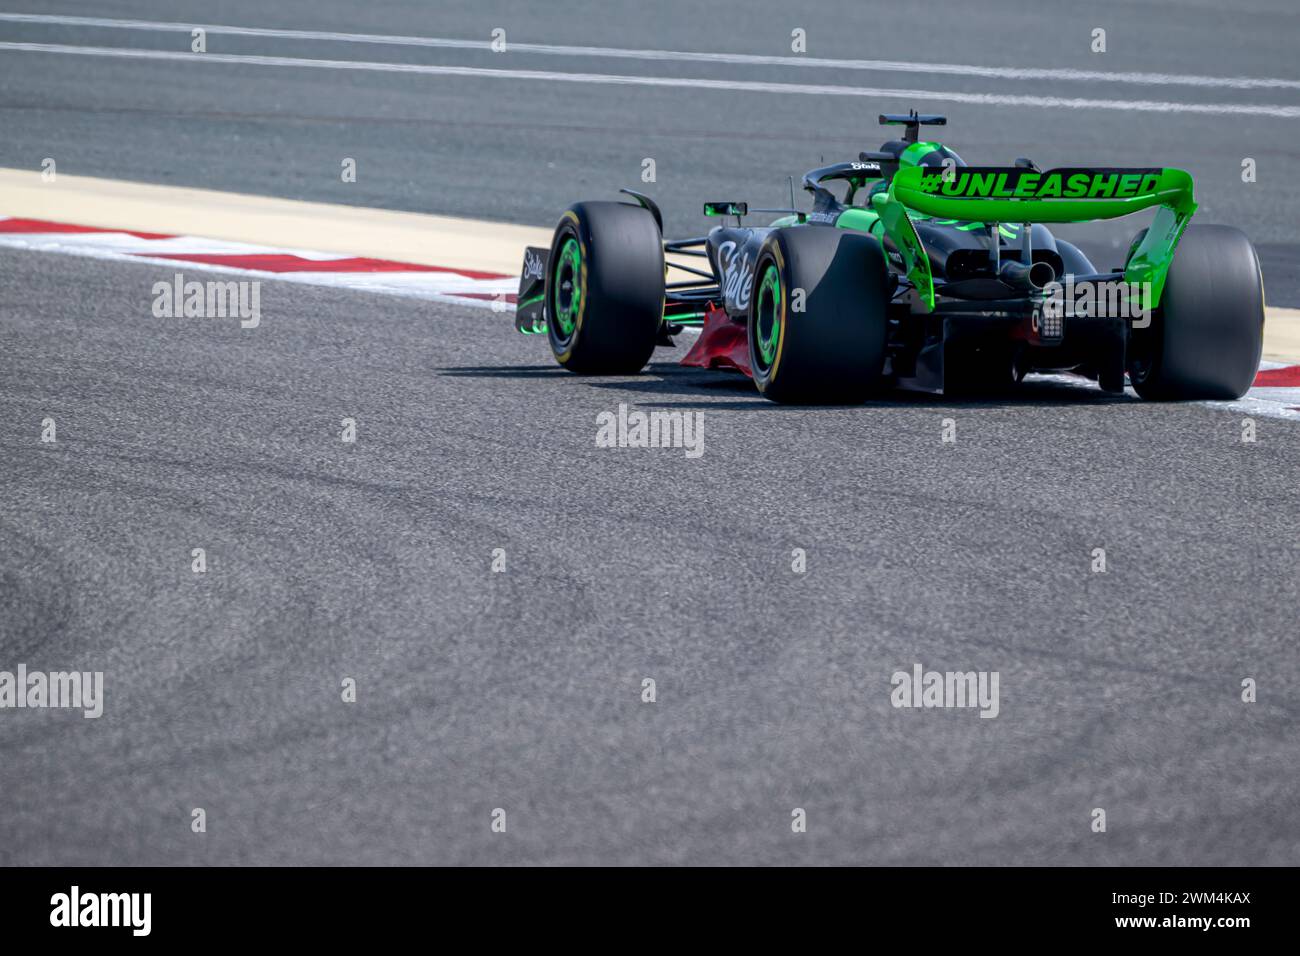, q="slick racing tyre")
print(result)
[1128,225,1264,400]
[748,227,889,404]
[546,201,664,375]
